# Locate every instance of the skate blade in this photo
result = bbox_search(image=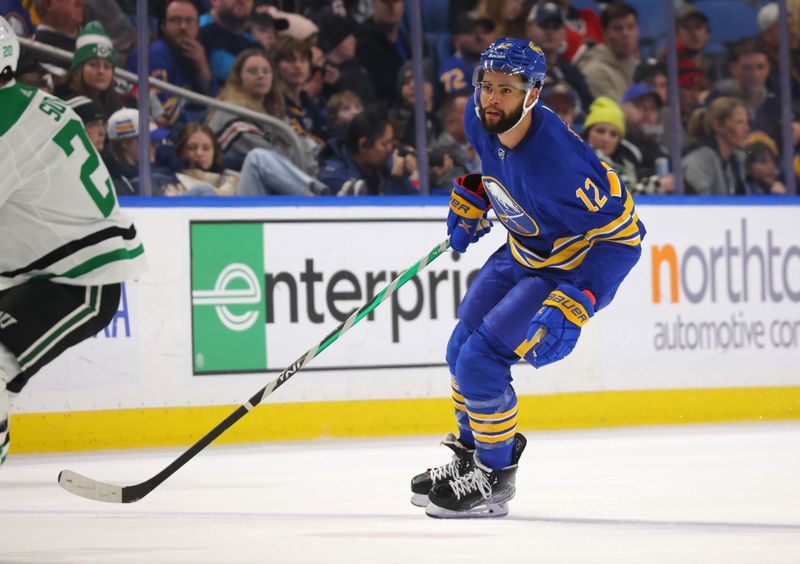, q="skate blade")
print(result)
[410,493,429,507]
[425,501,509,519]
